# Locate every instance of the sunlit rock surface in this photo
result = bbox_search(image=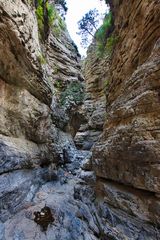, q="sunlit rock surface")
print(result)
[92,0,160,236]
